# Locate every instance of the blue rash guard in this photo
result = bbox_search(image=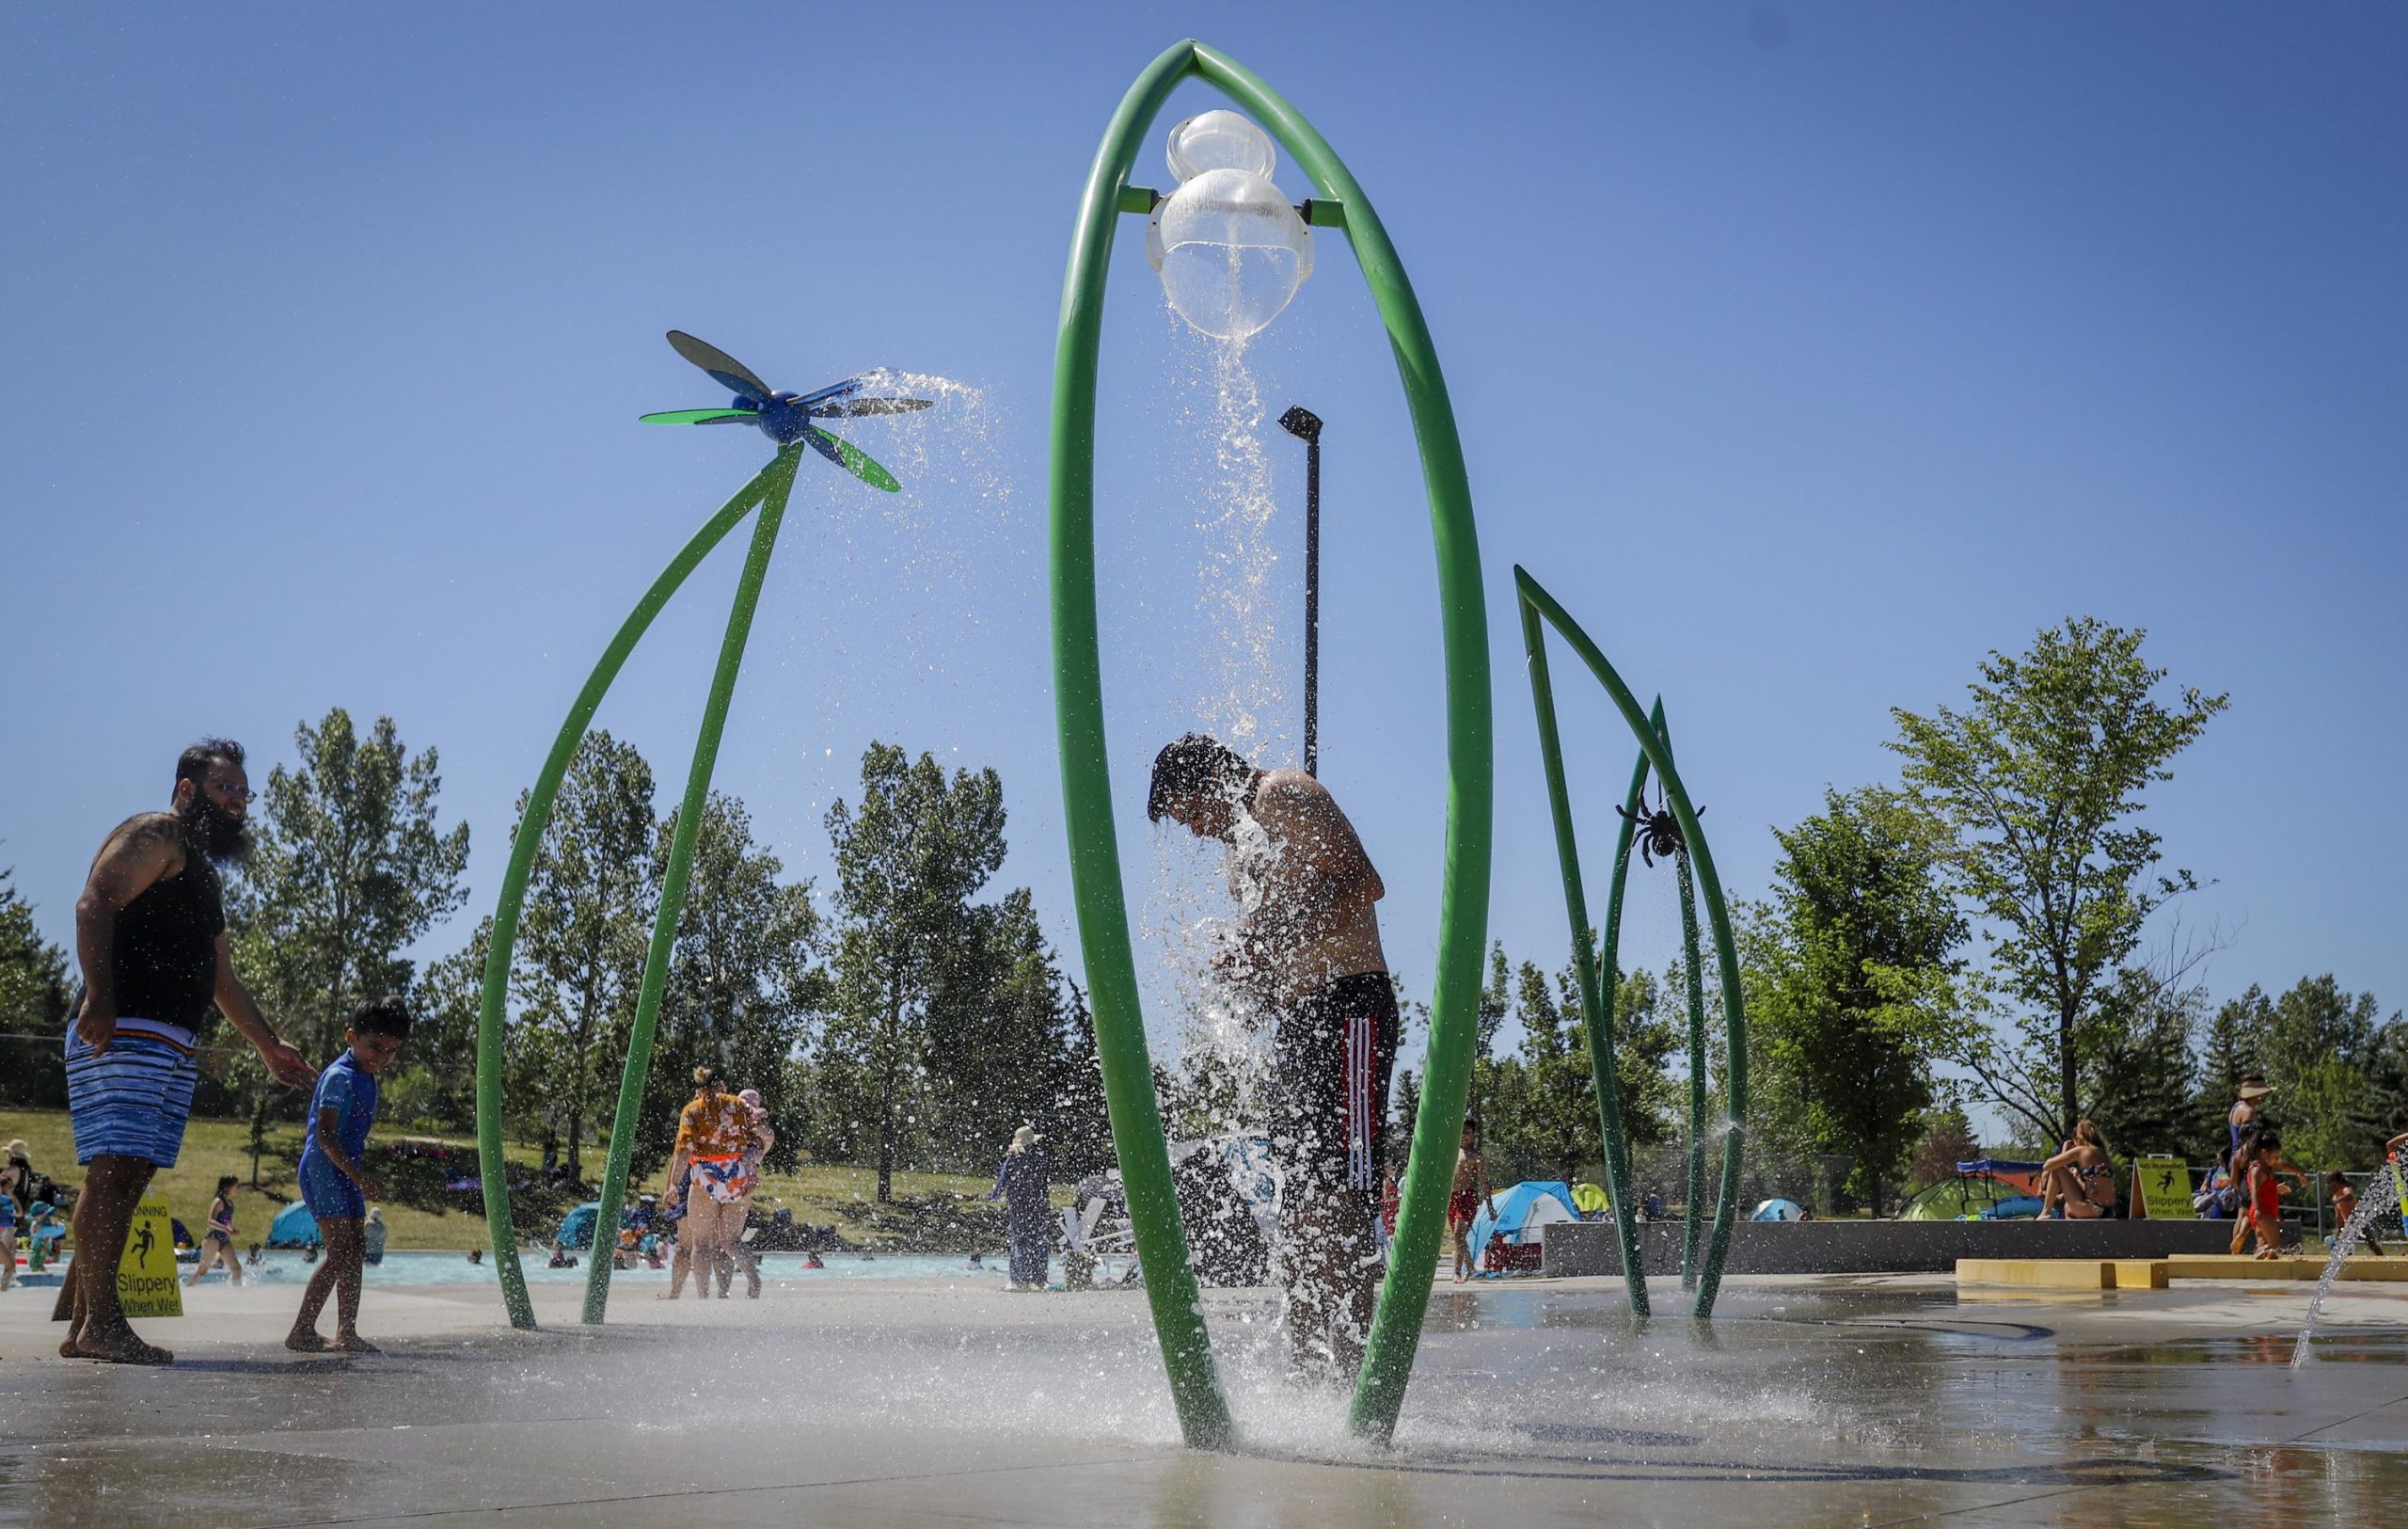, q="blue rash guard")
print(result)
[297,1051,379,1221]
